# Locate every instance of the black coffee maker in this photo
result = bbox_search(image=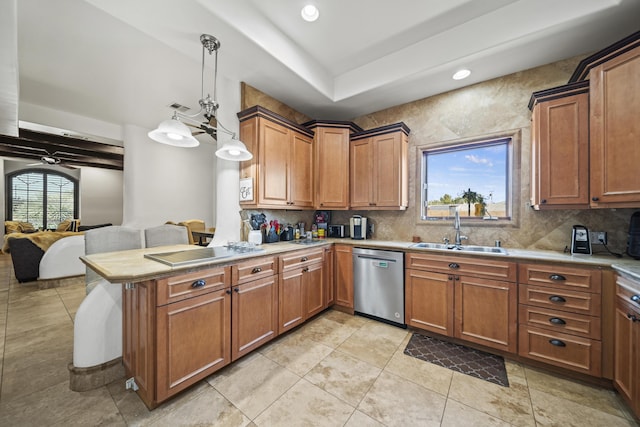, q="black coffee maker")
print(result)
[628,211,640,259]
